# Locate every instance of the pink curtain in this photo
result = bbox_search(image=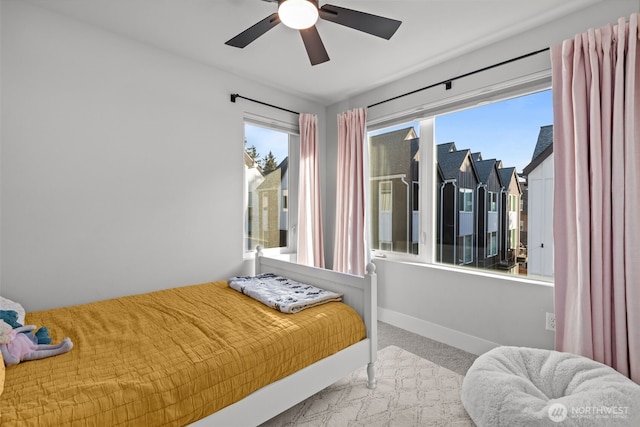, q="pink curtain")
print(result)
[297,113,325,268]
[333,108,368,275]
[552,14,640,383]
